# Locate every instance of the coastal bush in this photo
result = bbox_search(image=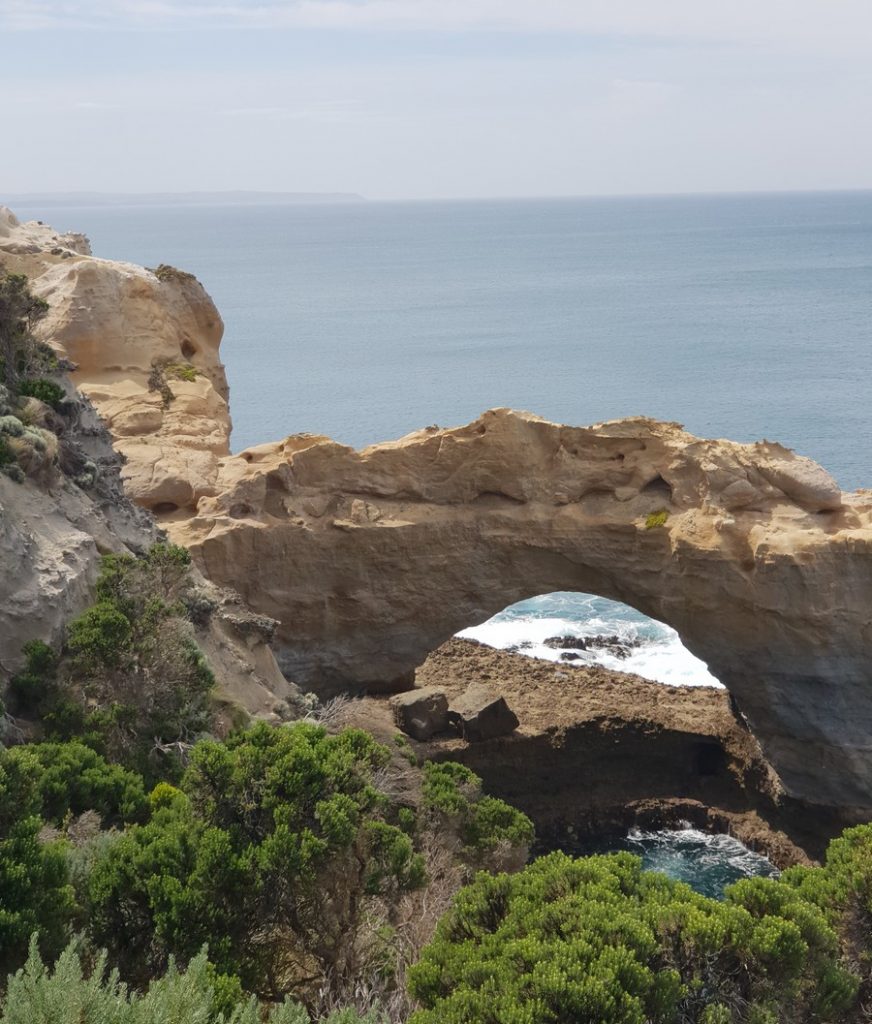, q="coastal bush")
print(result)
[421,762,534,863]
[645,509,669,529]
[165,361,199,382]
[10,544,215,780]
[87,722,426,996]
[407,849,860,1024]
[3,741,148,825]
[0,273,49,391]
[0,750,75,977]
[17,377,65,408]
[0,939,385,1024]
